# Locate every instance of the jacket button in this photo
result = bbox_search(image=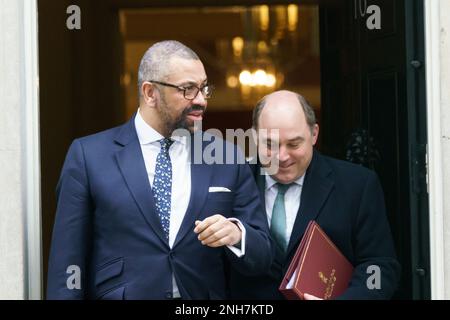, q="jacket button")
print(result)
[166,291,173,299]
